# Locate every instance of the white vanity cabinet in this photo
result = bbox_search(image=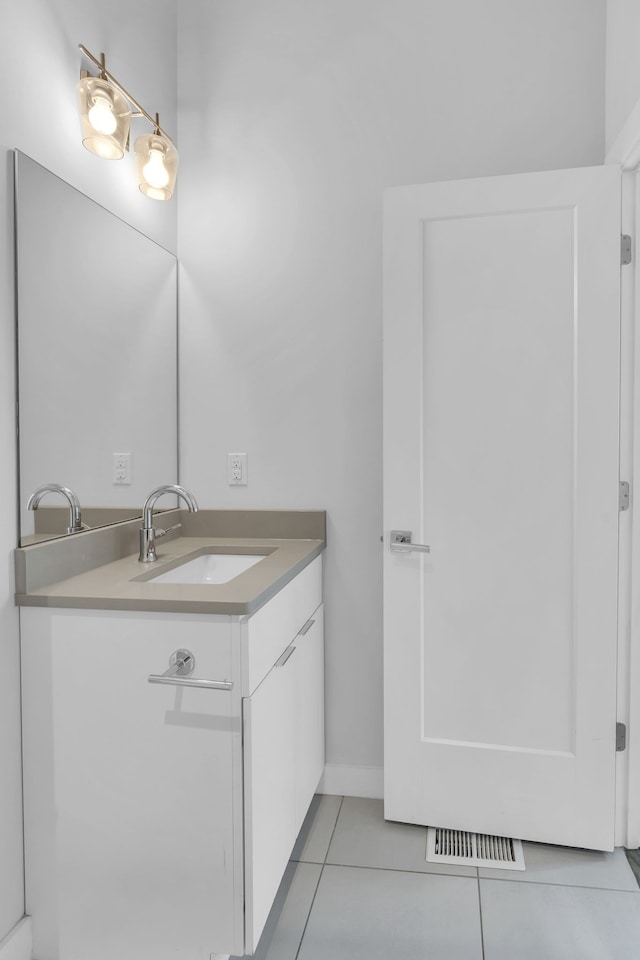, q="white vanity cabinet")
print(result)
[21,555,323,960]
